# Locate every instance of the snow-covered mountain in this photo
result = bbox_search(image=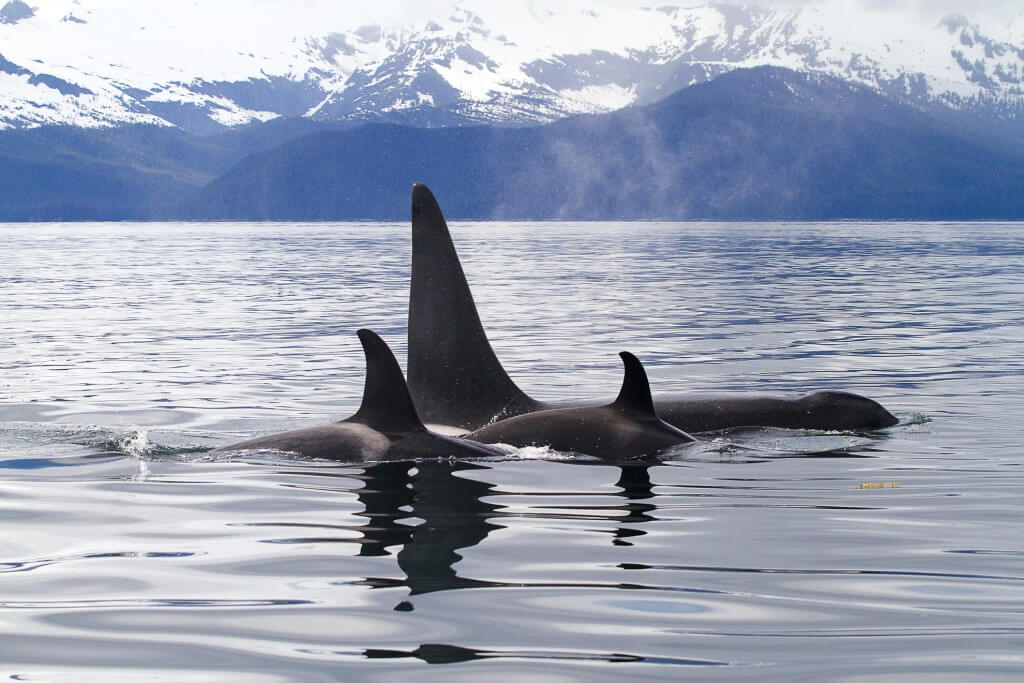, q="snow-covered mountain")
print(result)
[0,0,1021,133]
